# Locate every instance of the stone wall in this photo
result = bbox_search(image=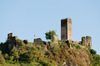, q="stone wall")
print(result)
[81,36,92,49]
[53,35,58,44]
[86,36,92,49]
[34,38,42,43]
[61,18,72,41]
[7,33,19,51]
